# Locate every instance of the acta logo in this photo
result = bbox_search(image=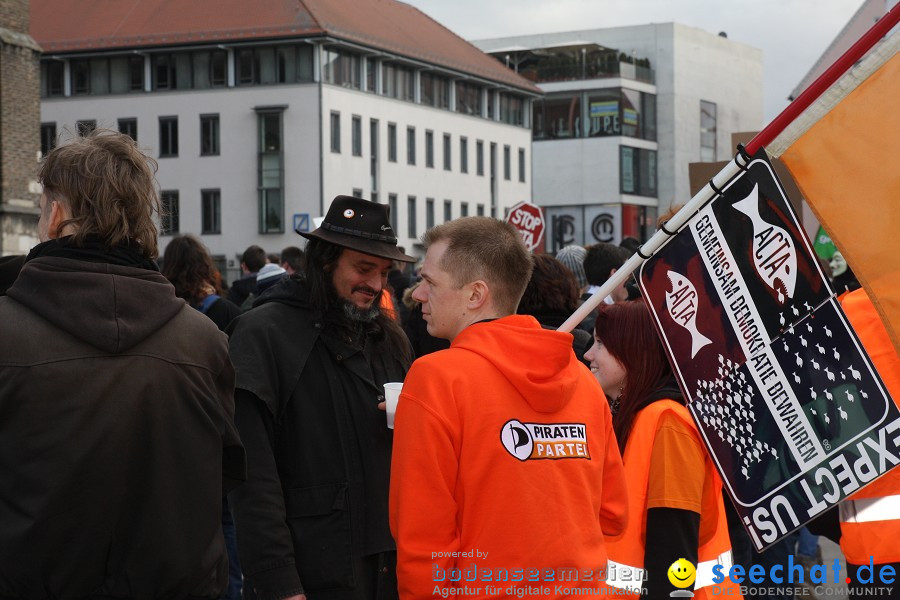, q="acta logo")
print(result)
[732,184,797,304]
